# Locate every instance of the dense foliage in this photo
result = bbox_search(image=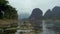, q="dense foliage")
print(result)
[0,0,18,19]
